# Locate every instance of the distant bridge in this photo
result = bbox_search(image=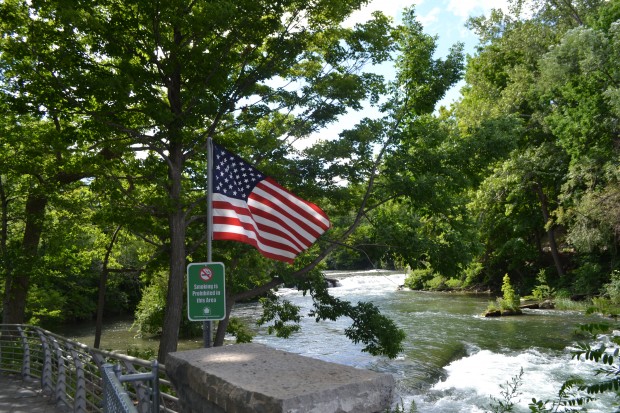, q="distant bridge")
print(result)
[0,324,178,413]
